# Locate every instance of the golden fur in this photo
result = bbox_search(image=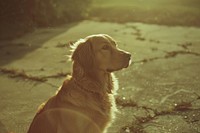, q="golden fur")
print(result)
[27,34,131,133]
